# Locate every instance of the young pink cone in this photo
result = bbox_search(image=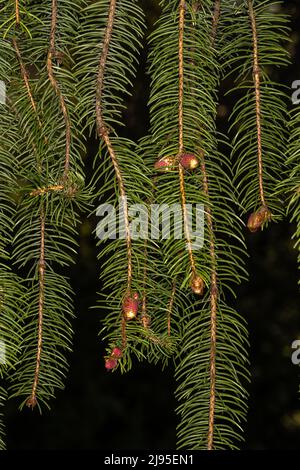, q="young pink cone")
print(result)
[111,347,122,358]
[105,358,118,370]
[180,153,199,170]
[123,296,139,320]
[154,156,175,172]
